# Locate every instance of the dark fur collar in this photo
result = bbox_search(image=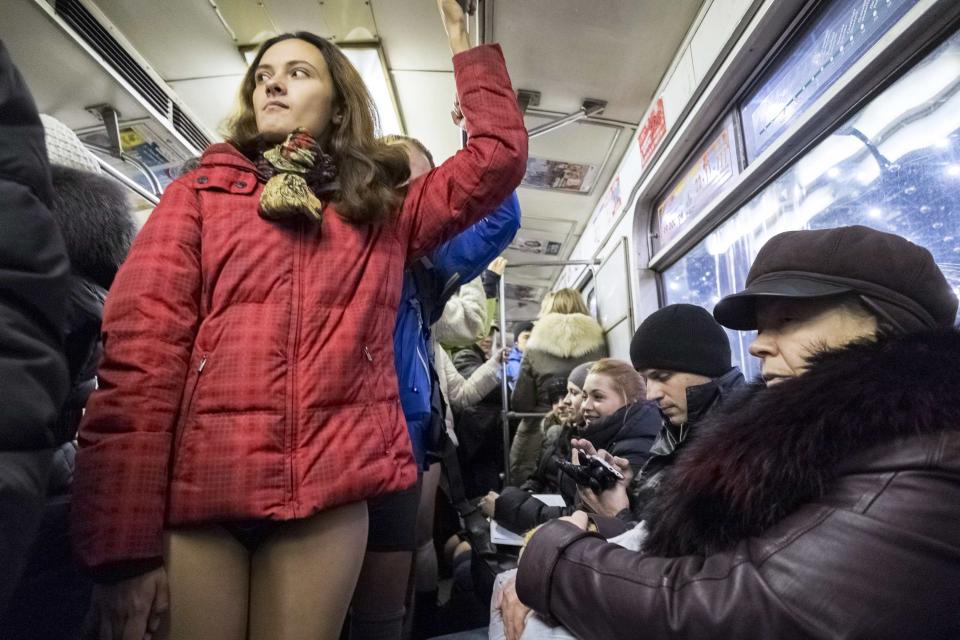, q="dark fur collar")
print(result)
[49,165,135,290]
[641,329,960,557]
